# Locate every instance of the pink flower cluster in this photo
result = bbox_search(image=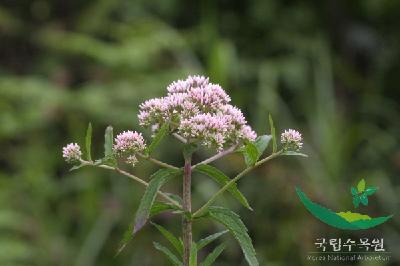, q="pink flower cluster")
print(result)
[113,131,146,166]
[62,143,82,163]
[113,131,146,153]
[281,129,303,151]
[138,75,257,150]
